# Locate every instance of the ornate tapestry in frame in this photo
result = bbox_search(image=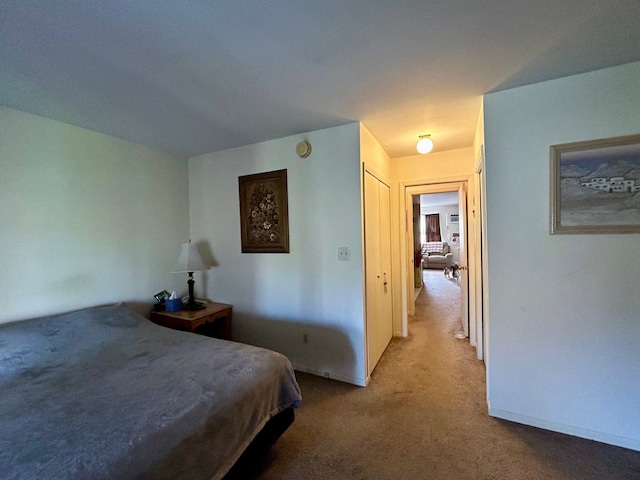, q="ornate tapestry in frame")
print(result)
[238,169,290,253]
